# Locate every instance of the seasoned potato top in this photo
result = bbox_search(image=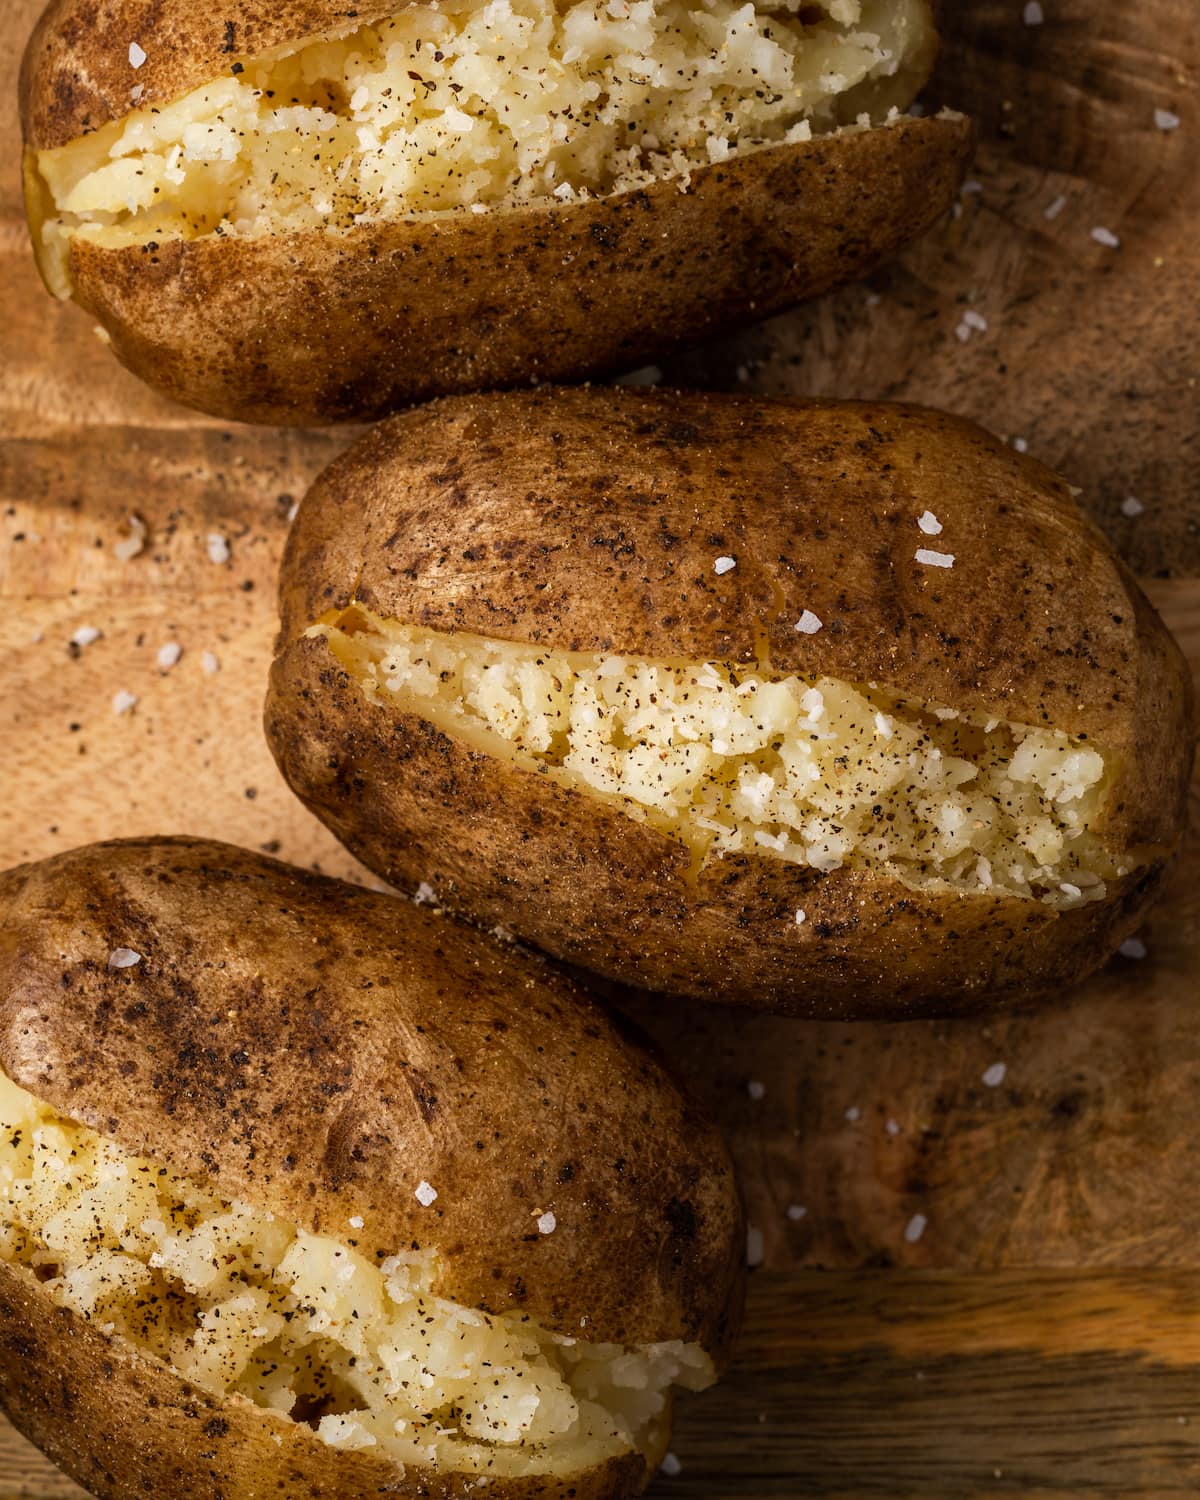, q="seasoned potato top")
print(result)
[0,1070,711,1476]
[24,0,936,291]
[0,838,742,1356]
